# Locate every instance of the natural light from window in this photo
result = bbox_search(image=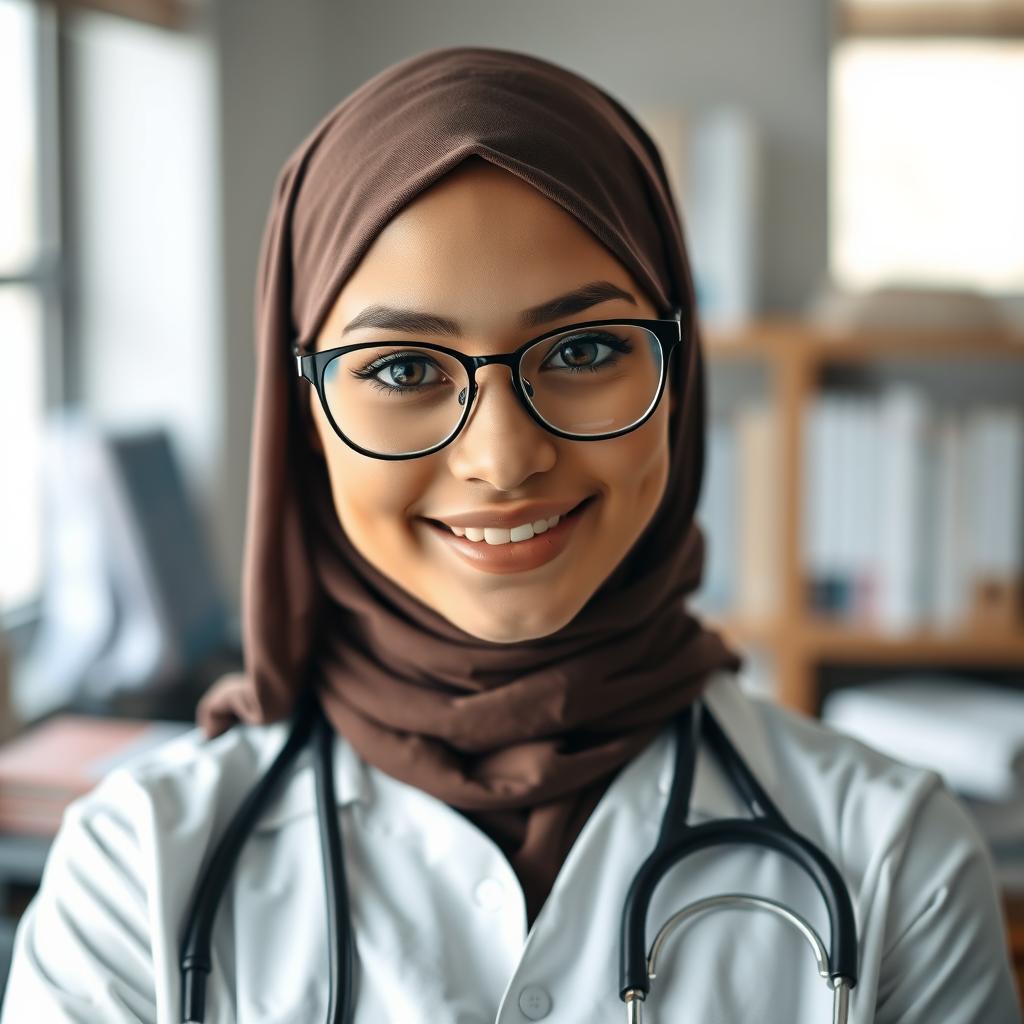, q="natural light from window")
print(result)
[0,0,44,615]
[830,37,1024,292]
